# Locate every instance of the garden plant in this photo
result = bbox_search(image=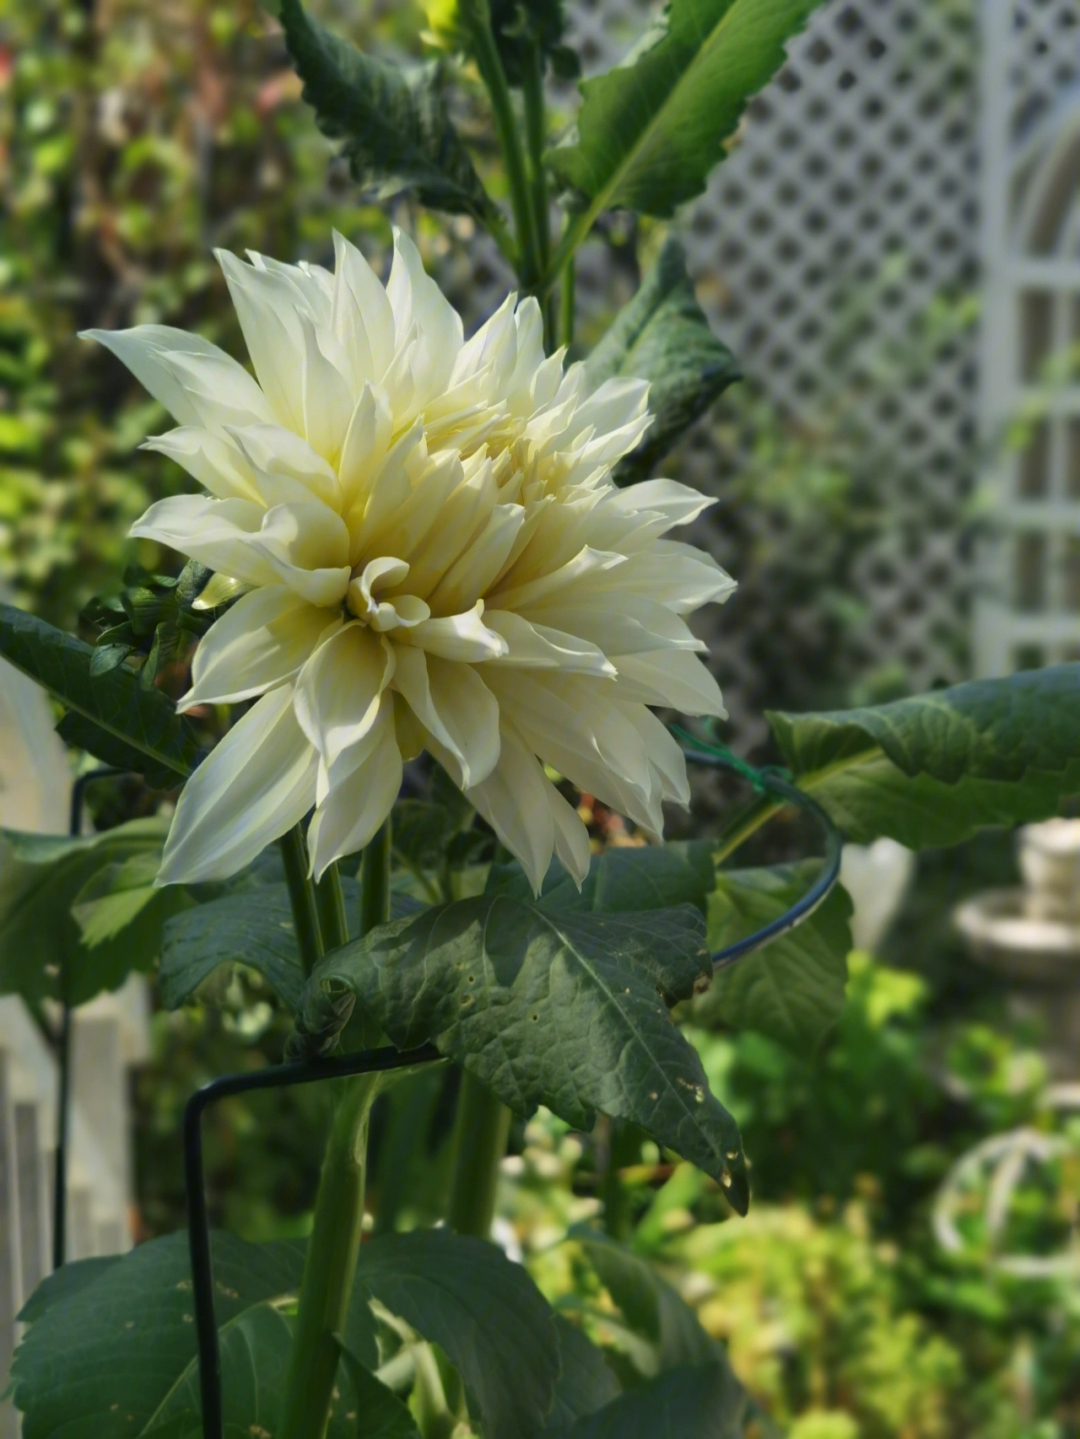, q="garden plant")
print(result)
[3,1,1080,1436]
